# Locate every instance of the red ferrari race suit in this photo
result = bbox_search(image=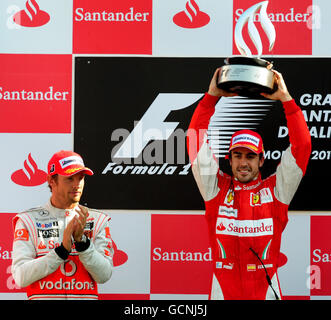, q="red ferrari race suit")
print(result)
[187,93,311,300]
[12,200,113,300]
